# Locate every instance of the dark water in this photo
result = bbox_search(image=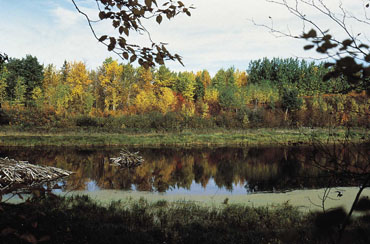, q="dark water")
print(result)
[1,144,368,195]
